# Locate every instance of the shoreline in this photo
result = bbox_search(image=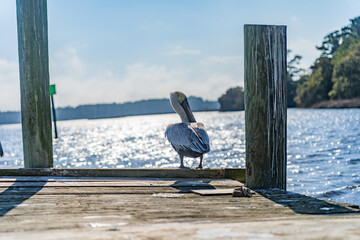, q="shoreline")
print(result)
[1,102,360,125]
[311,97,360,109]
